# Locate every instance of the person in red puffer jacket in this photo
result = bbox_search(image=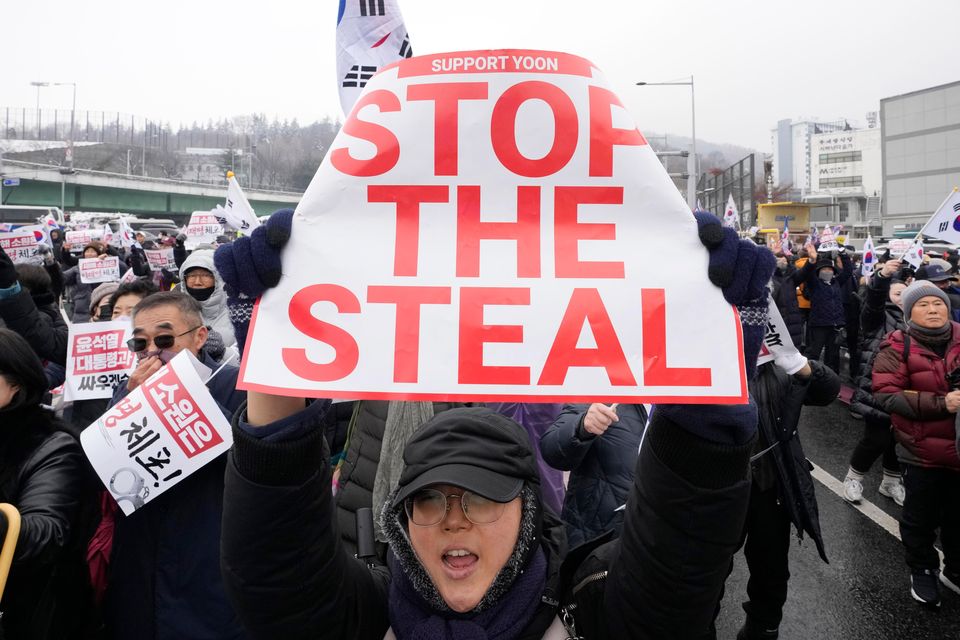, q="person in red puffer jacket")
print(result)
[872,280,960,609]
